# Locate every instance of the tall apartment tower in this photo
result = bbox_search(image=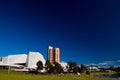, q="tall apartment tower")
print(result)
[48,46,54,64]
[48,46,60,64]
[54,48,60,63]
